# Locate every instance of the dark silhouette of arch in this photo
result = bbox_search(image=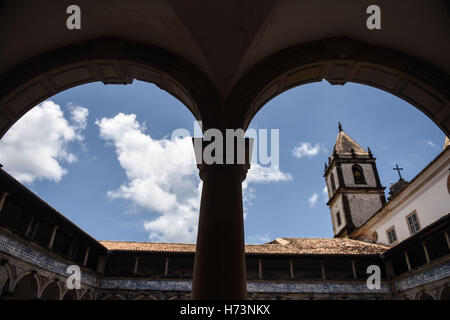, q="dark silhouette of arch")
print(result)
[226,39,450,136]
[418,292,434,300]
[62,289,78,300]
[0,38,221,138]
[40,282,61,300]
[6,274,38,300]
[440,287,450,300]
